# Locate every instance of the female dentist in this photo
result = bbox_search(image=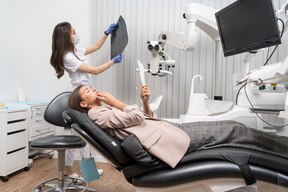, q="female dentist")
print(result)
[50,21,122,181]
